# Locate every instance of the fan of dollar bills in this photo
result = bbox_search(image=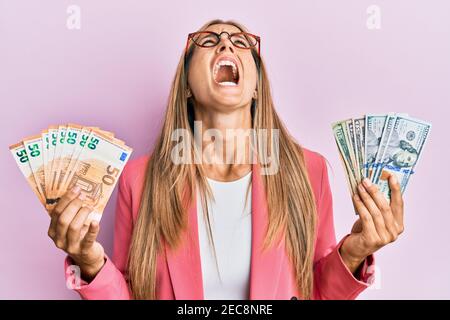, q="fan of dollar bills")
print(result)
[9,124,133,222]
[332,114,431,201]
